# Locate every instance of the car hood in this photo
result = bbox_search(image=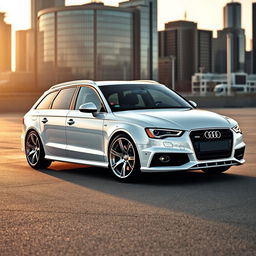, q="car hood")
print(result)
[113,108,232,130]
